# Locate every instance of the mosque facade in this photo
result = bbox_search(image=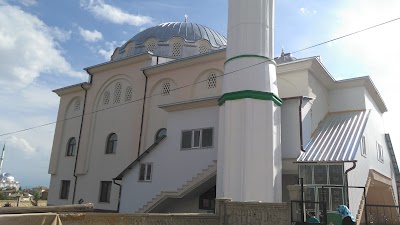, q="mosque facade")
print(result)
[47,1,399,223]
